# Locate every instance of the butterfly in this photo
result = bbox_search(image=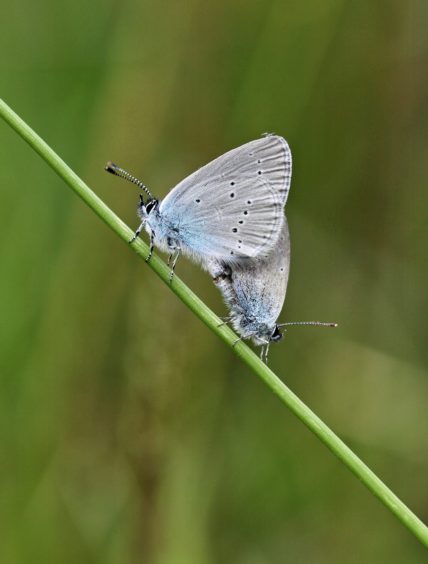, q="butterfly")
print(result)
[209,218,337,362]
[106,134,291,279]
